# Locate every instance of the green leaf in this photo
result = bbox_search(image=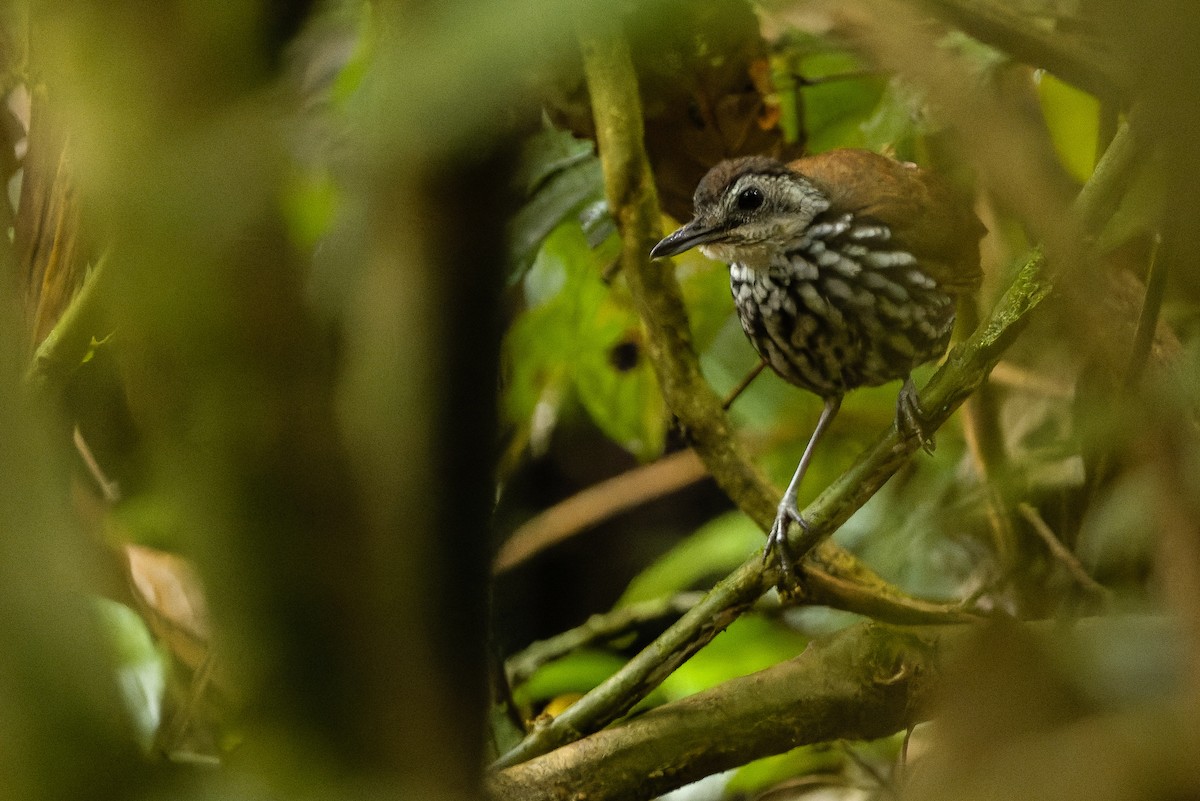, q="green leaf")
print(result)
[658,615,809,699]
[727,744,846,795]
[281,167,339,251]
[1094,149,1166,254]
[92,597,168,752]
[511,648,627,708]
[330,2,375,105]
[513,122,597,195]
[617,511,763,606]
[502,221,668,460]
[508,125,605,276]
[1037,71,1099,183]
[803,74,887,153]
[859,78,929,161]
[573,328,666,460]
